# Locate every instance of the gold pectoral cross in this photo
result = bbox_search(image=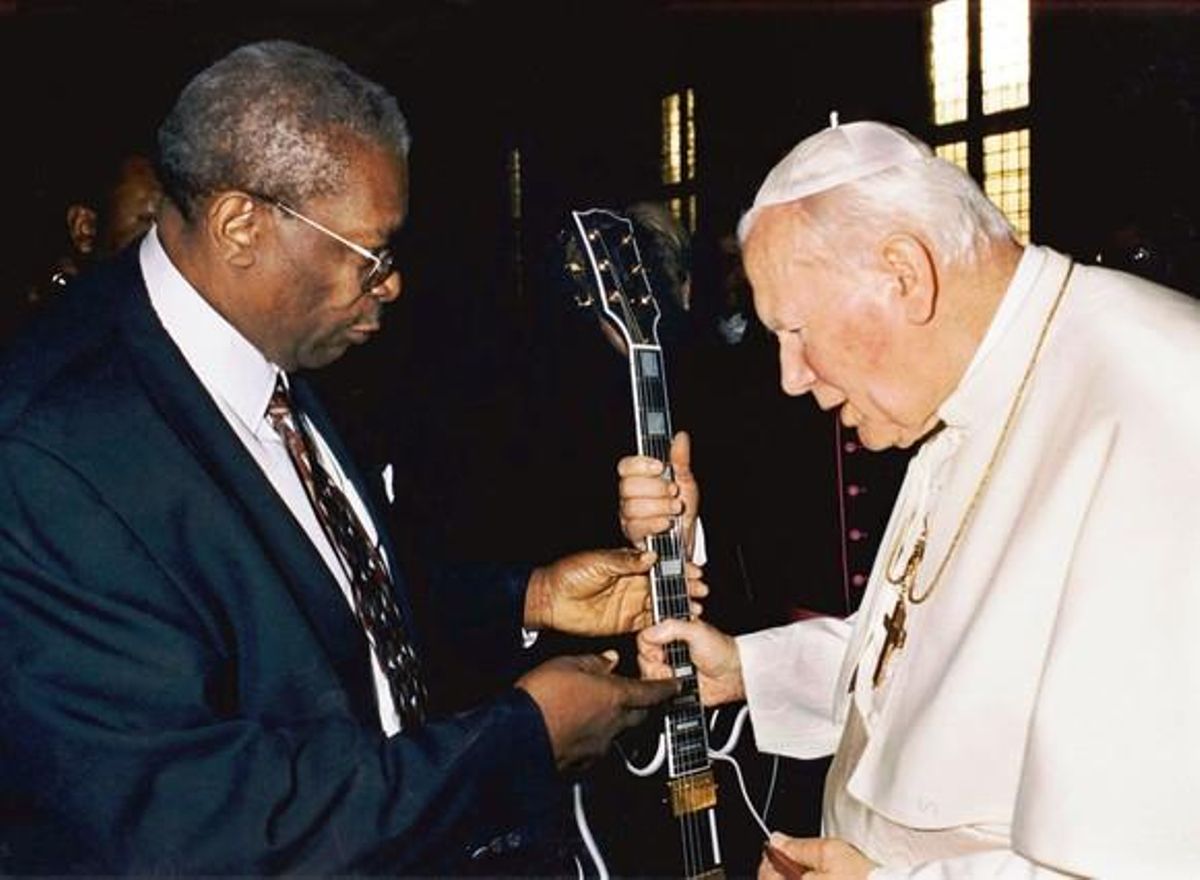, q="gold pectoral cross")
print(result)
[871,596,907,688]
[872,527,927,689]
